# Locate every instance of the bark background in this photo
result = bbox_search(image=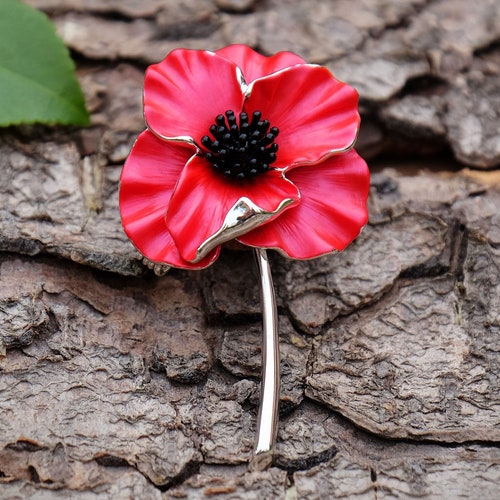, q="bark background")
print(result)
[1,0,500,498]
